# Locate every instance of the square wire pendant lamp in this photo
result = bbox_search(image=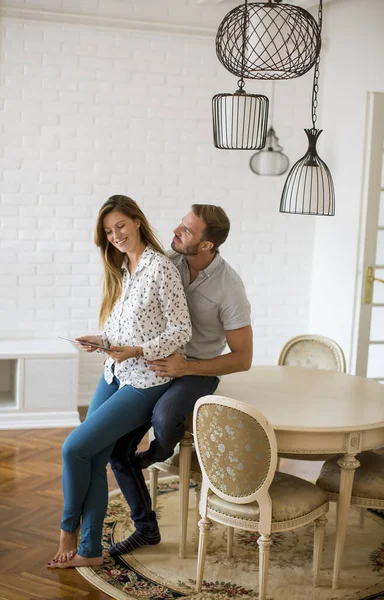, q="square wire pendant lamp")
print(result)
[212,82,269,150]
